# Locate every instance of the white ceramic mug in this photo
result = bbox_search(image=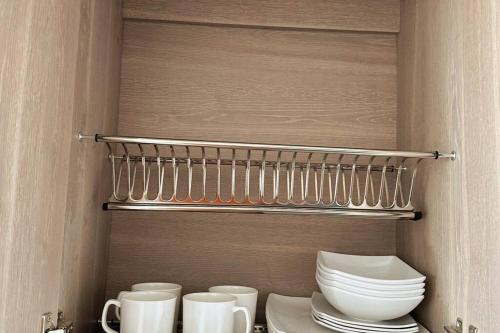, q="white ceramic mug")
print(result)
[183,292,252,333]
[102,291,177,333]
[116,282,182,331]
[208,286,258,333]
